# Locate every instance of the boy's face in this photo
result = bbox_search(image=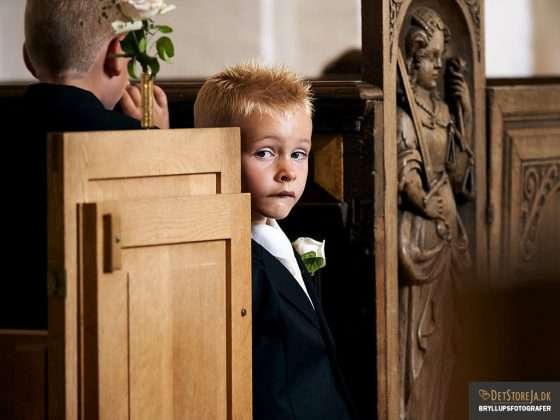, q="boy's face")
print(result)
[241,107,312,224]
